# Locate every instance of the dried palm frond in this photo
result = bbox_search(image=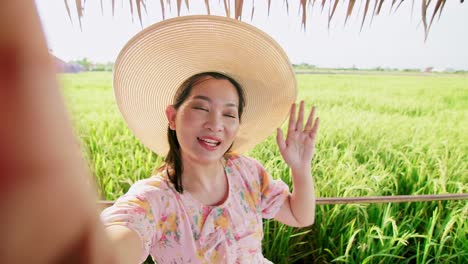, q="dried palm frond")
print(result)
[75,0,83,29]
[250,0,255,20]
[223,0,230,17]
[360,0,371,31]
[345,0,357,25]
[422,0,428,39]
[393,0,405,13]
[376,0,385,15]
[428,0,445,35]
[129,0,134,22]
[160,0,165,19]
[300,0,307,29]
[64,0,73,24]
[328,0,339,29]
[176,0,182,15]
[321,0,327,13]
[234,0,243,20]
[64,0,462,38]
[205,0,211,15]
